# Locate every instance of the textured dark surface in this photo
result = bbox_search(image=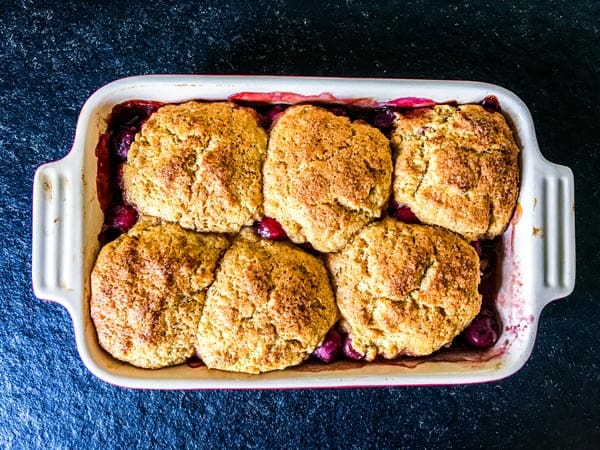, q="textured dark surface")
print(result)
[1,0,599,448]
